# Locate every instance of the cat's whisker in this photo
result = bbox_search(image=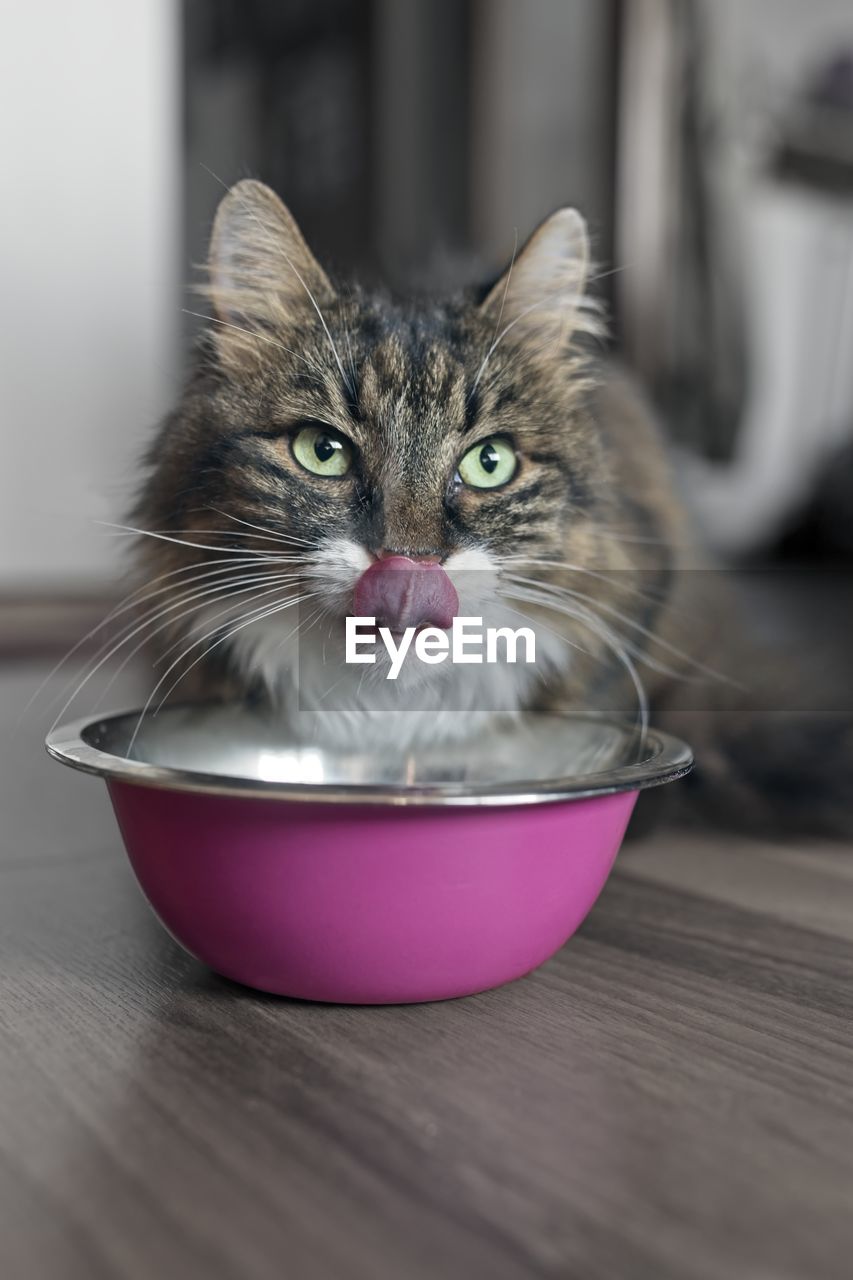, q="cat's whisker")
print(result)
[126,555,284,589]
[505,579,683,682]
[204,508,316,548]
[111,527,306,553]
[503,569,736,685]
[316,672,348,705]
[22,556,282,724]
[48,555,298,706]
[181,308,319,373]
[500,584,649,736]
[94,572,305,708]
[130,588,321,750]
[47,568,301,731]
[114,557,292,620]
[504,574,677,667]
[502,555,671,610]
[153,574,305,666]
[105,581,306,747]
[269,601,328,681]
[239,513,324,546]
[514,596,649,738]
[97,522,299,559]
[495,598,593,665]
